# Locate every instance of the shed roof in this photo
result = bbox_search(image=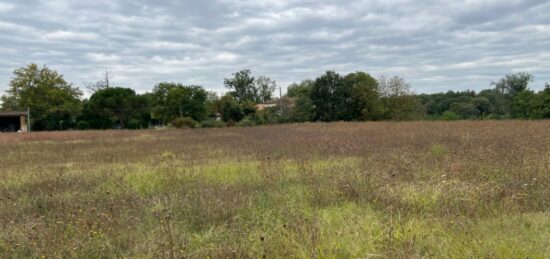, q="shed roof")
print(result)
[0,111,27,117]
